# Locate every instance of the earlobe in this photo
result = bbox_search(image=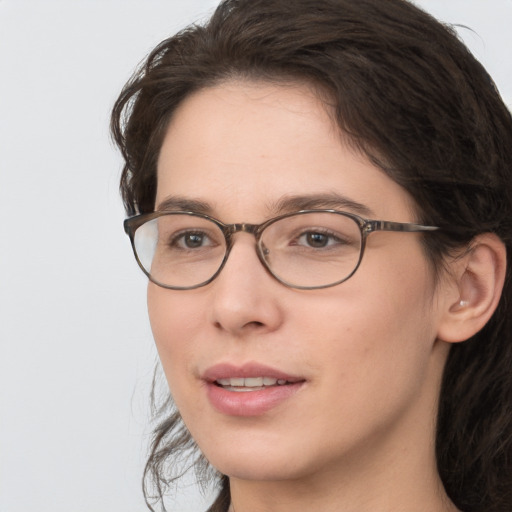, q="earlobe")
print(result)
[437,233,507,343]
